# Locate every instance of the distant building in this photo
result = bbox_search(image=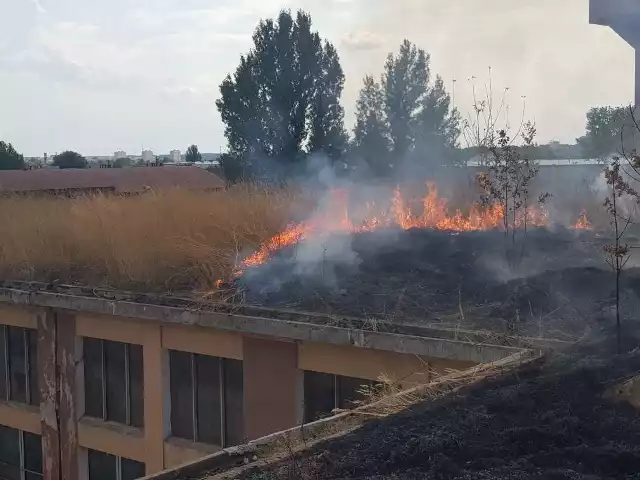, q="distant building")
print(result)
[201,153,222,162]
[114,150,127,160]
[170,150,181,163]
[142,149,154,163]
[192,161,221,169]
